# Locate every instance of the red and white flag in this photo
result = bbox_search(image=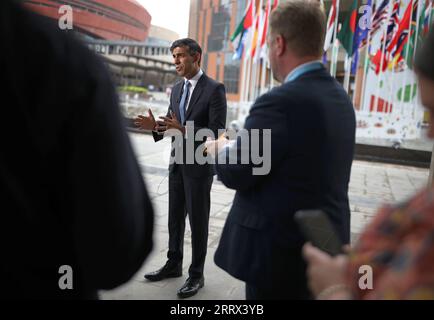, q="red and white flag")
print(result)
[324,0,337,52]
